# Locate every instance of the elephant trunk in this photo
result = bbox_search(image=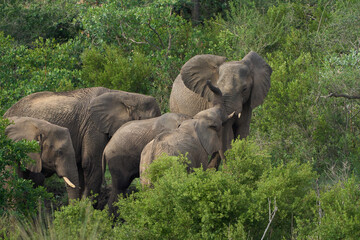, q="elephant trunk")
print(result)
[56,160,80,200]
